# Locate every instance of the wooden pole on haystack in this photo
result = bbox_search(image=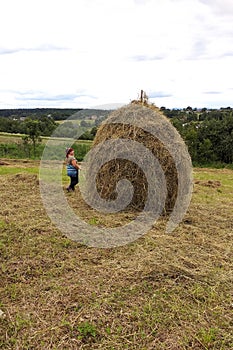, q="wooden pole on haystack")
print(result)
[140,89,143,103]
[131,90,152,107]
[139,90,148,105]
